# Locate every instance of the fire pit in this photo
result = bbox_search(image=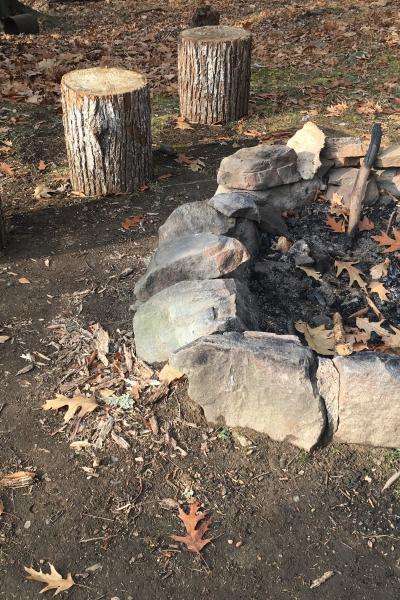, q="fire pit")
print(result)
[133,123,400,451]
